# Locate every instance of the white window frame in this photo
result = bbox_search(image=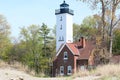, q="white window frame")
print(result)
[64,51,68,60]
[60,66,64,75]
[67,66,72,75]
